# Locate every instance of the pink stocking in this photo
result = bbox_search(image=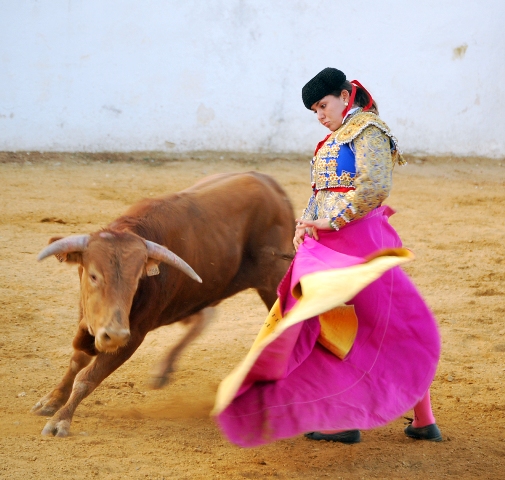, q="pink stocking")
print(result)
[412,389,436,427]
